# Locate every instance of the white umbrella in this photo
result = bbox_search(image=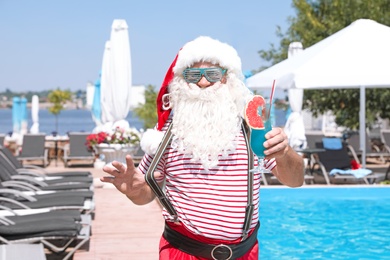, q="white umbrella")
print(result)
[30,95,39,134]
[246,19,390,167]
[100,19,132,129]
